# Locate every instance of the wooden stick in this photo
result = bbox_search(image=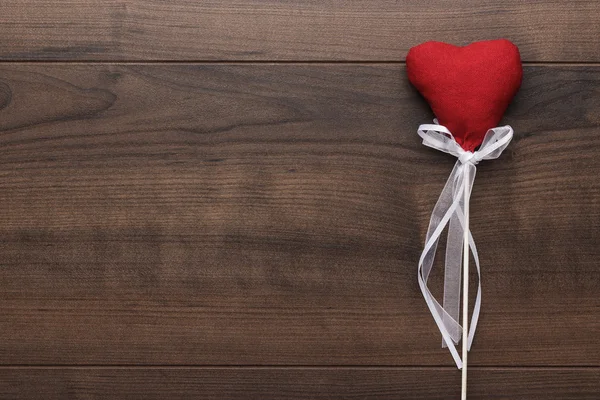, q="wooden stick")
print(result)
[461,166,470,400]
